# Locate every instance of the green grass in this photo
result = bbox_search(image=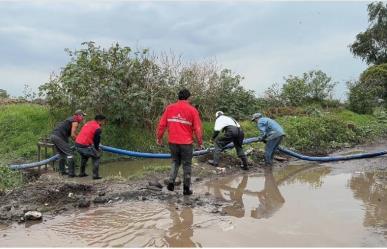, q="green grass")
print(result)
[0,165,23,191]
[0,104,52,163]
